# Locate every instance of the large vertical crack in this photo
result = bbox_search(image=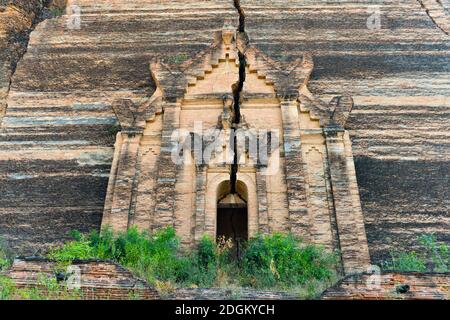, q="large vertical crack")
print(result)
[230,0,246,193]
